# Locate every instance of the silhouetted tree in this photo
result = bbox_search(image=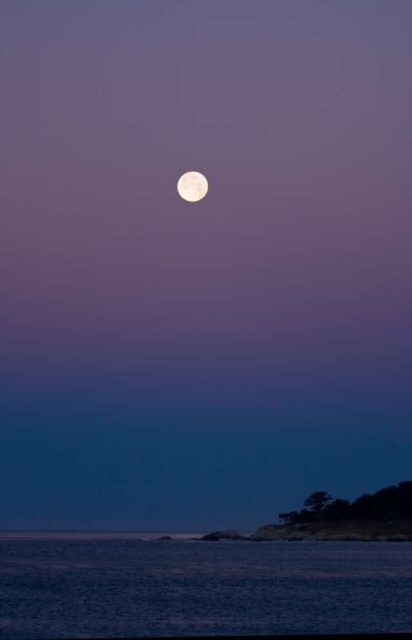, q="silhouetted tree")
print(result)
[370,485,399,520]
[398,481,412,518]
[295,508,316,523]
[323,498,351,521]
[278,480,412,526]
[278,511,299,525]
[349,493,373,519]
[303,491,333,520]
